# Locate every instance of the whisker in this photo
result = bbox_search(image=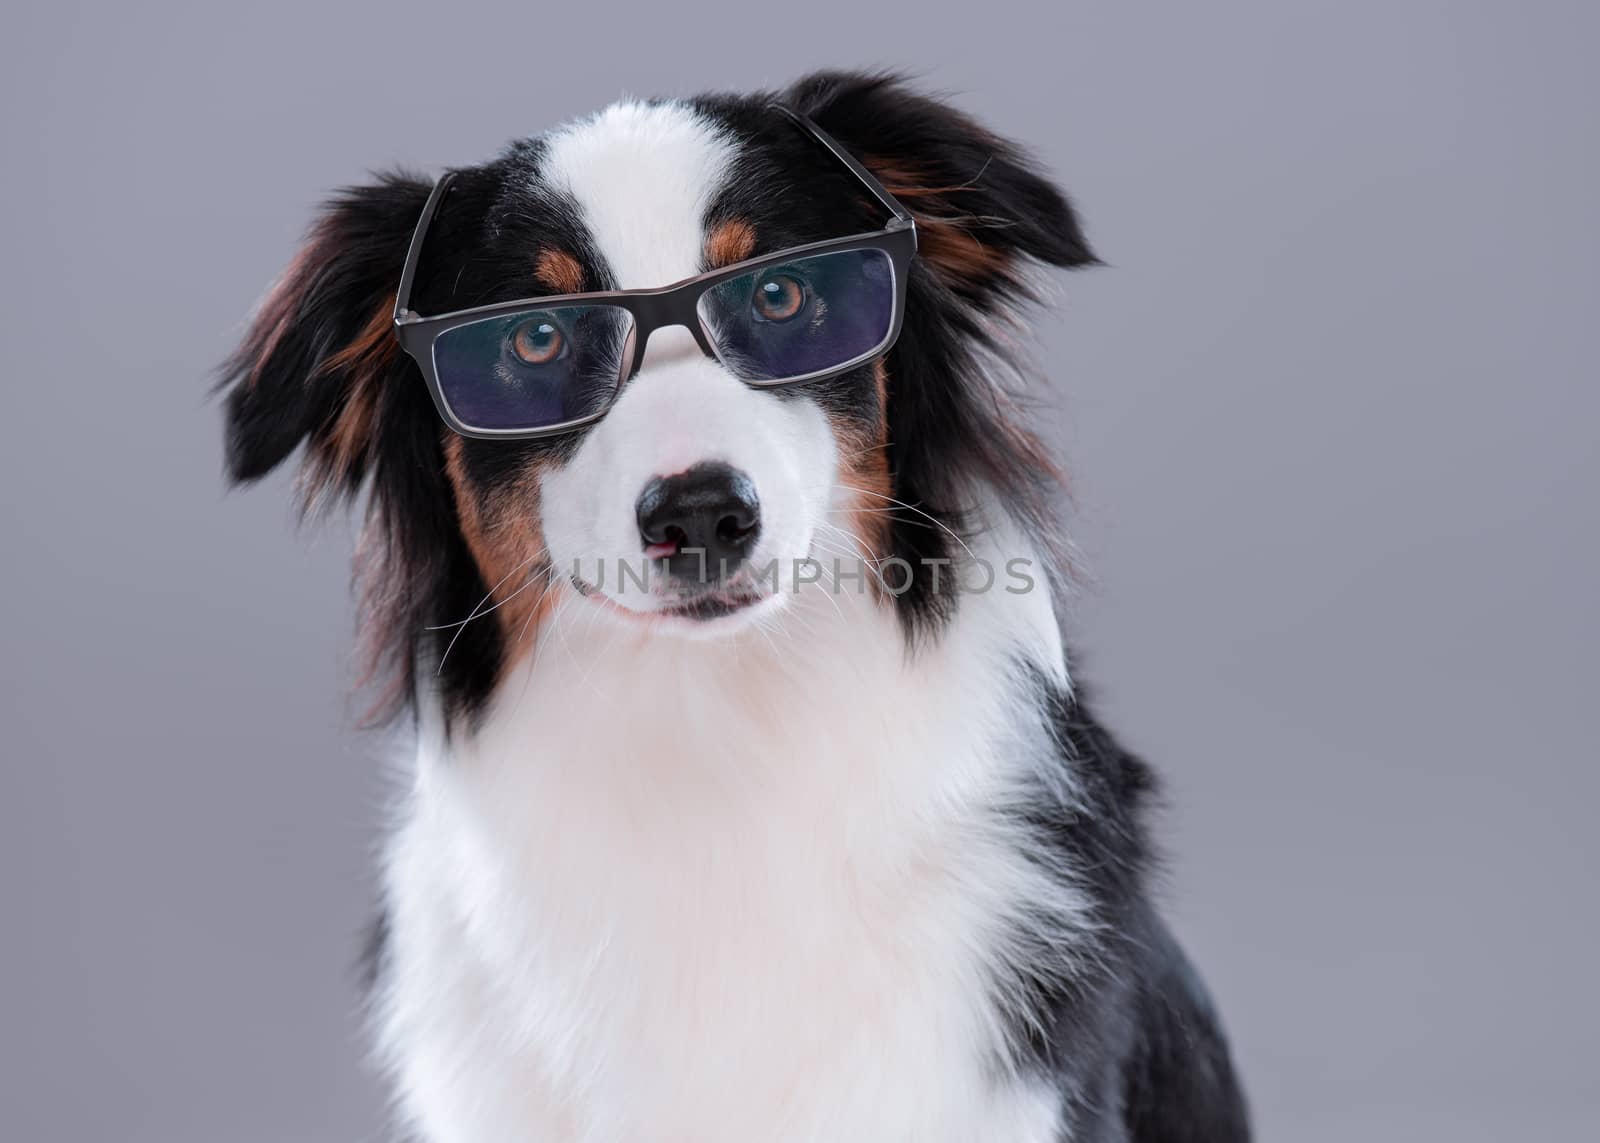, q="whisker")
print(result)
[426,560,549,633]
[434,552,553,675]
[816,519,889,571]
[830,484,980,565]
[809,537,888,595]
